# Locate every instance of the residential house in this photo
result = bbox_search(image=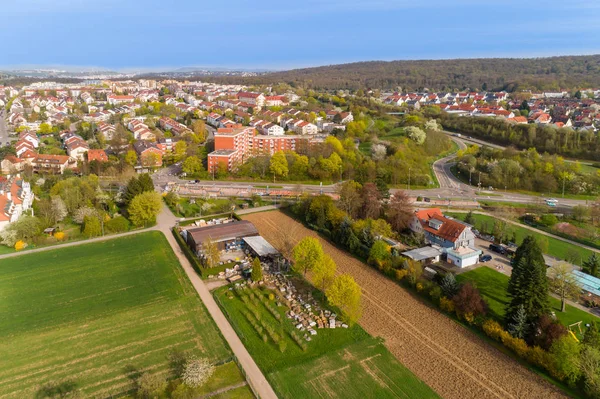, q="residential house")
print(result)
[1,156,26,174]
[133,141,163,167]
[409,208,480,268]
[32,154,75,174]
[237,92,265,108]
[0,176,34,231]
[86,149,108,163]
[107,94,135,105]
